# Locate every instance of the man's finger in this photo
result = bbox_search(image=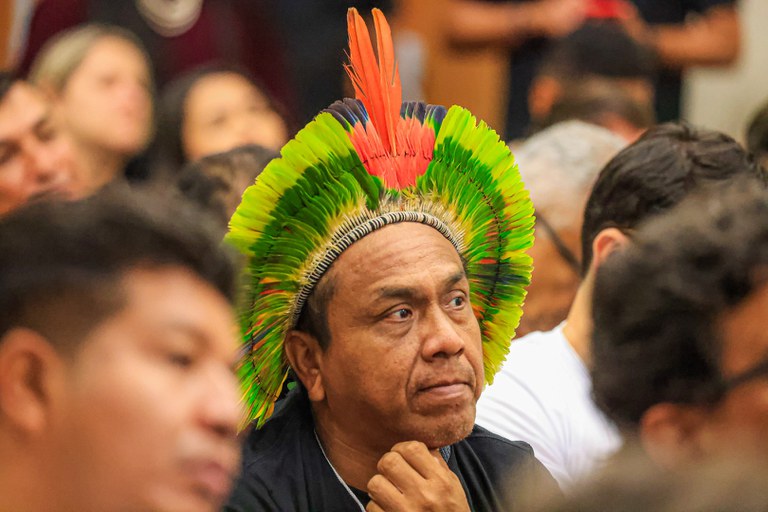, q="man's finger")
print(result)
[375,450,424,494]
[367,473,407,512]
[365,500,386,512]
[389,441,443,479]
